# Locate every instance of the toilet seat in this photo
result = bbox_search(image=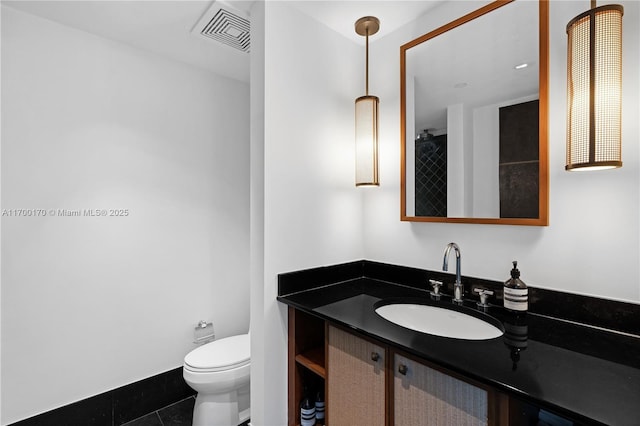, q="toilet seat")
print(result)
[184,334,250,373]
